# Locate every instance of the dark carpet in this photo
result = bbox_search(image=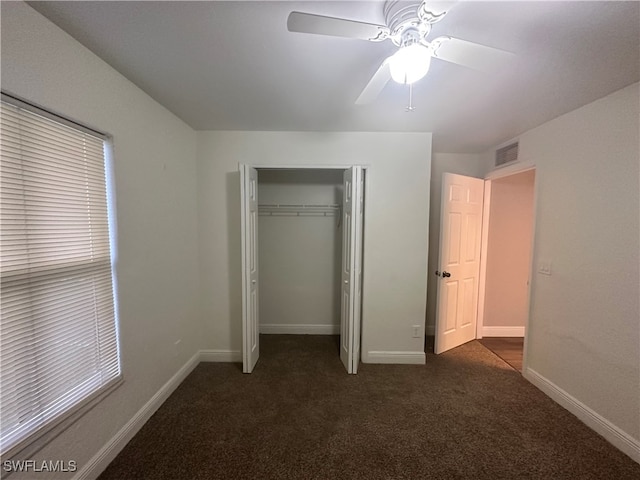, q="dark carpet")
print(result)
[99,335,639,479]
